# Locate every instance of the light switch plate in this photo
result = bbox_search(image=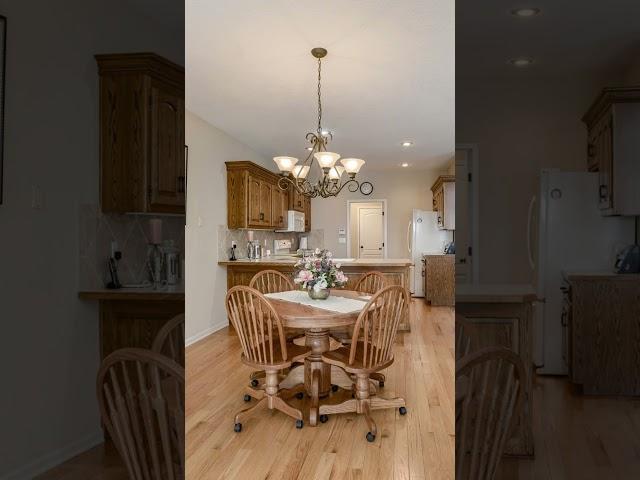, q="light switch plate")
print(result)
[338,227,346,235]
[338,237,346,244]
